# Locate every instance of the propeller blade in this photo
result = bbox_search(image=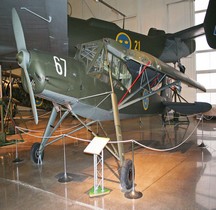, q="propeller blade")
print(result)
[12,8,26,51]
[22,52,38,124]
[12,8,38,124]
